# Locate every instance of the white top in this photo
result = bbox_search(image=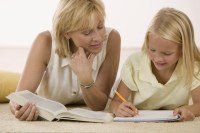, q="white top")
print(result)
[37,28,113,105]
[121,51,200,110]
